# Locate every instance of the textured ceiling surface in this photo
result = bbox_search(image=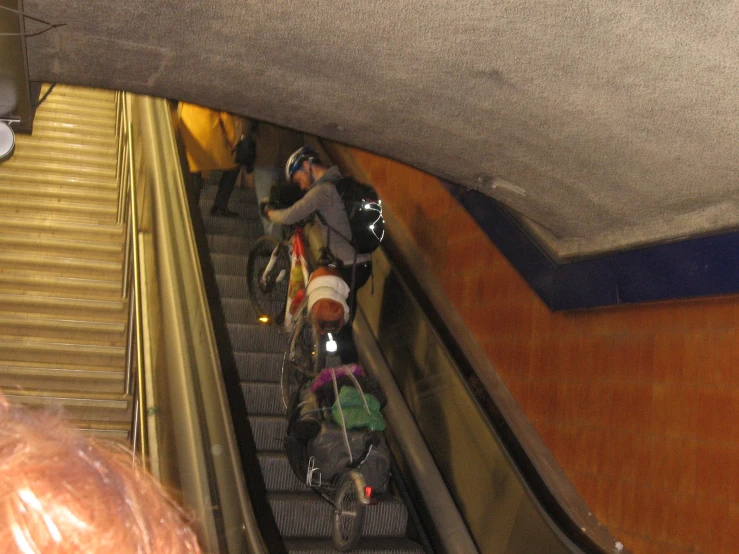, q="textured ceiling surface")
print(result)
[20,1,739,257]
